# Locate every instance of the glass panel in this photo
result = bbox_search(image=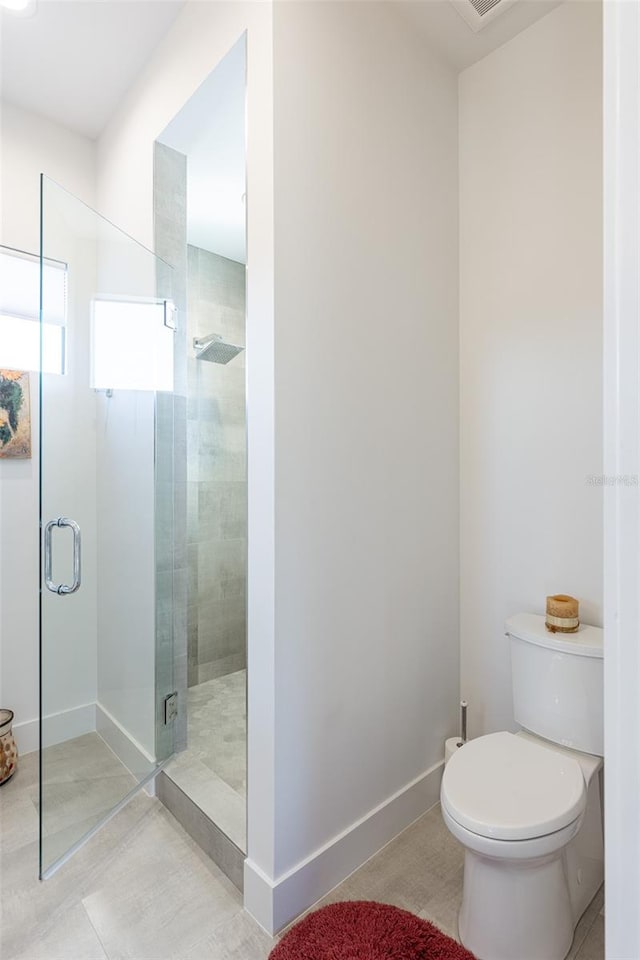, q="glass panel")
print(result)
[39,176,176,877]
